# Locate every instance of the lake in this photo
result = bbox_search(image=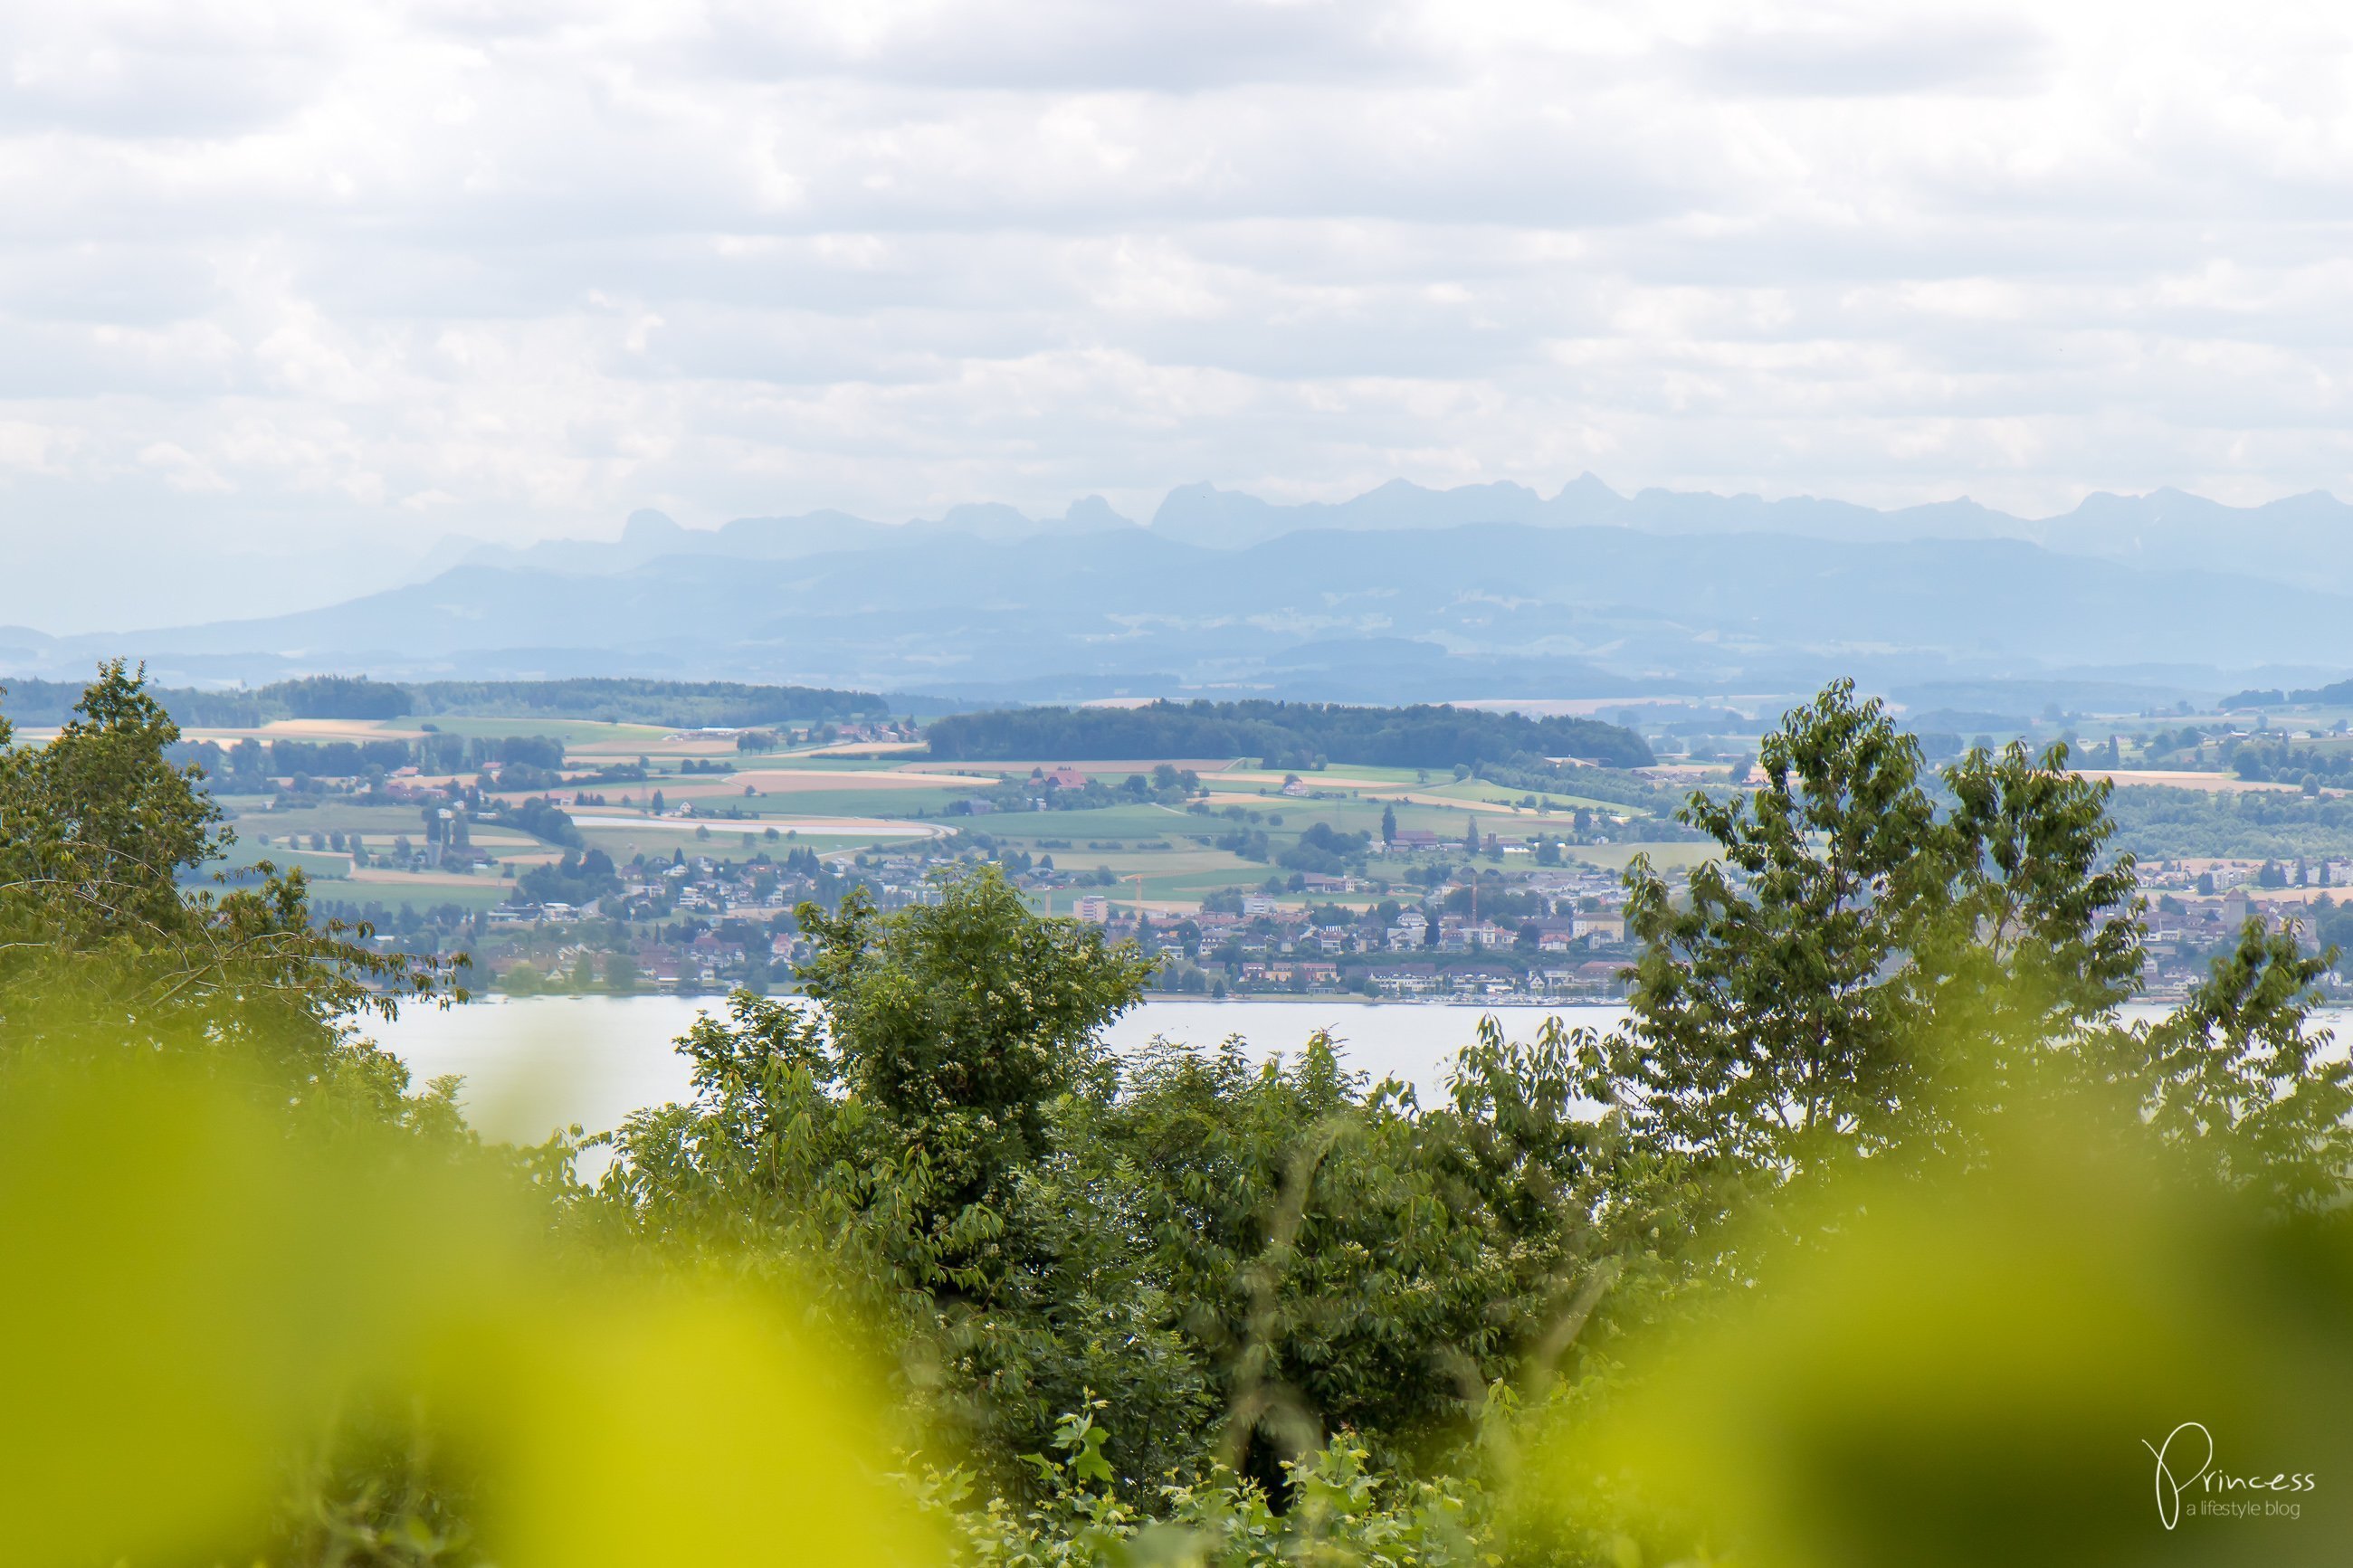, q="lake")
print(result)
[377,994,2353,1148]
[375,995,1626,1144]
